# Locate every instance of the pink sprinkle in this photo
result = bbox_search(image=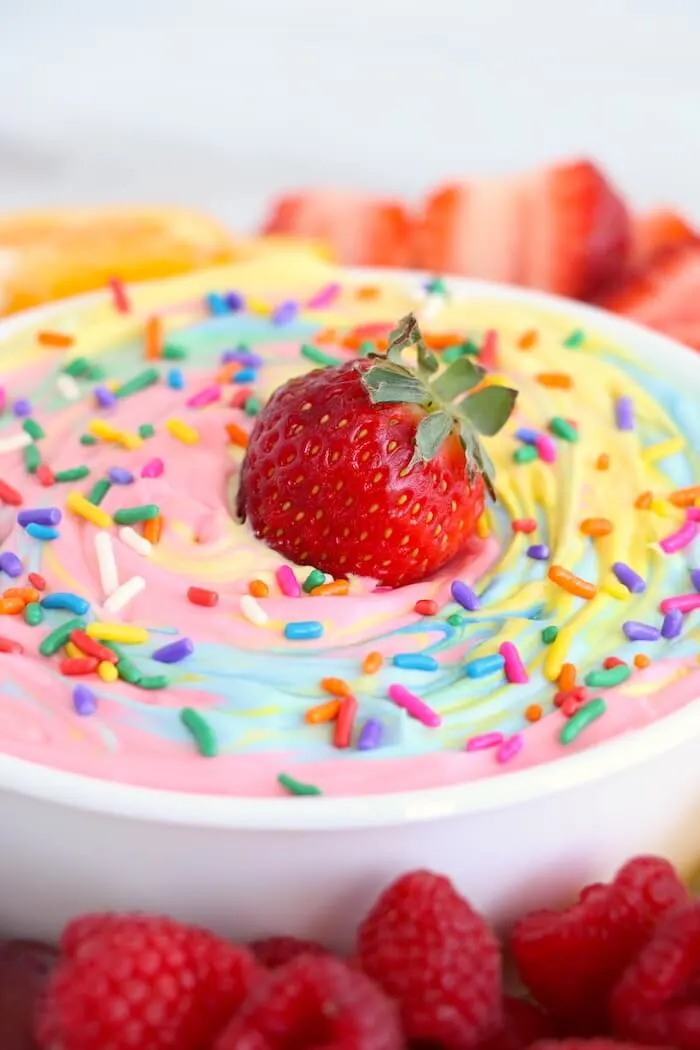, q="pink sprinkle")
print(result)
[141,458,164,478]
[659,593,700,615]
[660,520,698,554]
[465,731,504,752]
[108,277,131,313]
[535,434,557,464]
[496,732,524,764]
[686,507,700,522]
[186,386,221,409]
[388,683,442,728]
[276,565,301,598]
[0,387,6,414]
[307,282,341,309]
[499,641,529,684]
